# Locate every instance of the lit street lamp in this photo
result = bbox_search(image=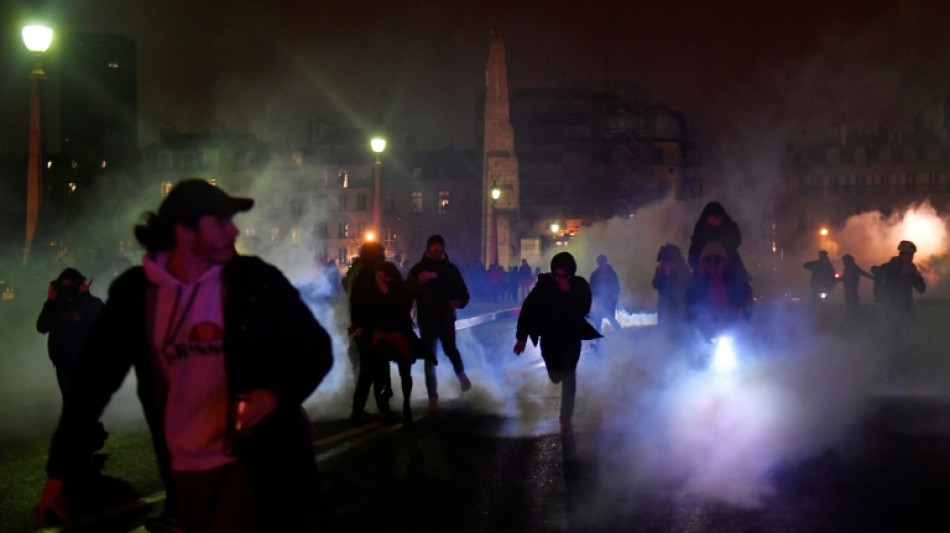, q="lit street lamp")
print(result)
[490,182,501,265]
[370,136,386,240]
[22,23,53,267]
